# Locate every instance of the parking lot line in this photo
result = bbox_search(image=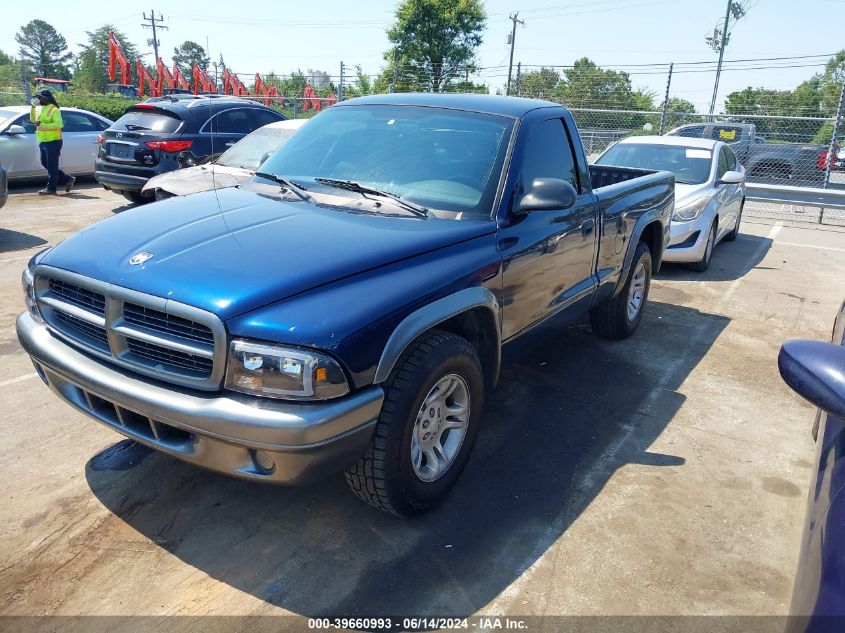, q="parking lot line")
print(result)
[775,241,845,253]
[0,373,37,388]
[719,222,783,308]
